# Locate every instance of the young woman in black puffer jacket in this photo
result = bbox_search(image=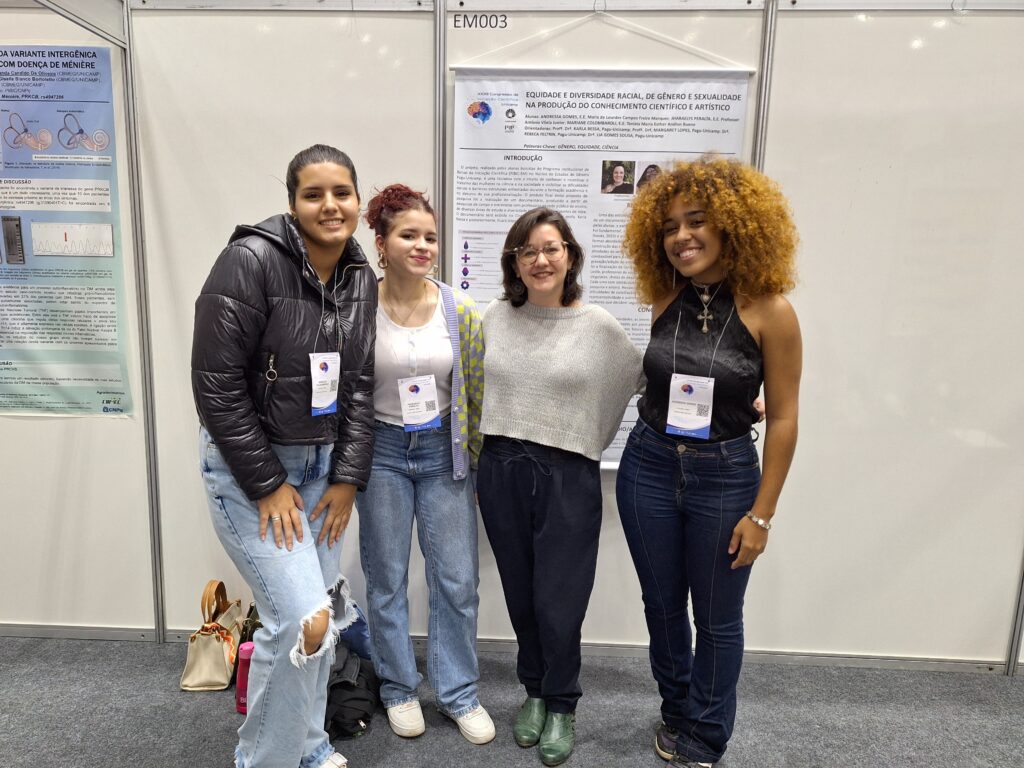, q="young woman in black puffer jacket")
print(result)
[191,144,376,768]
